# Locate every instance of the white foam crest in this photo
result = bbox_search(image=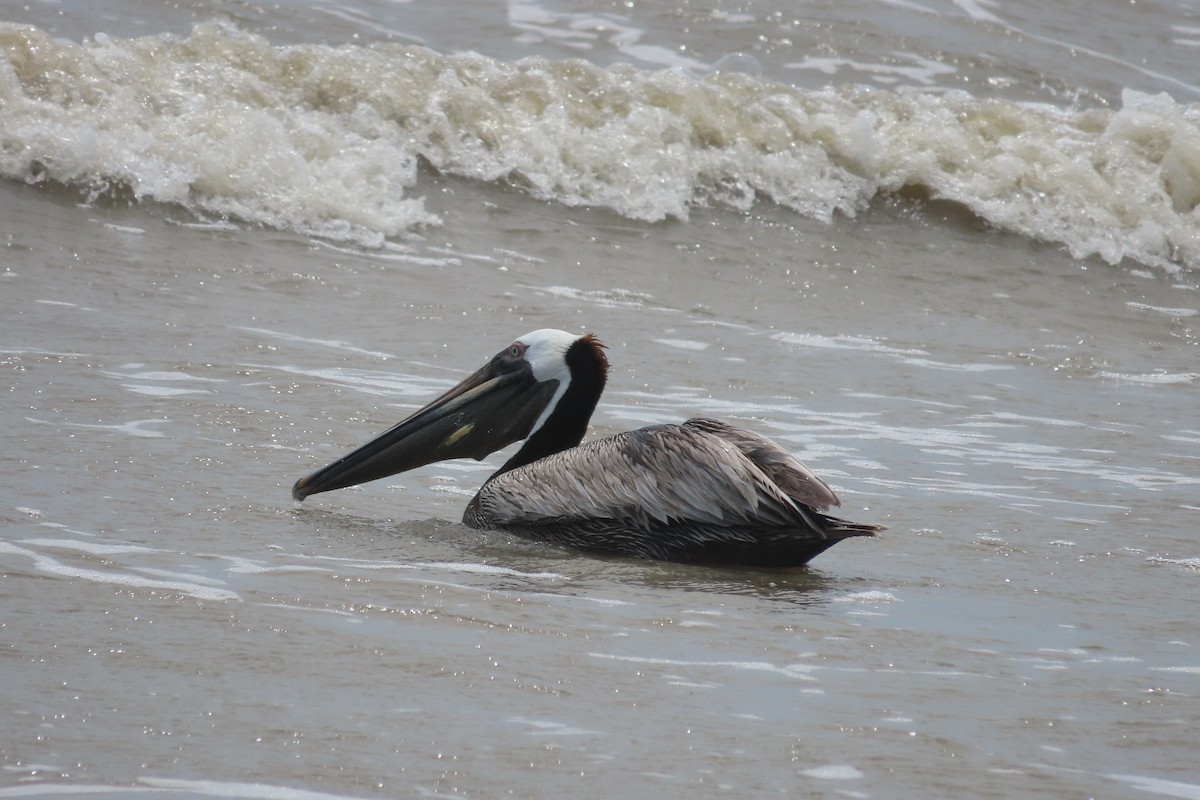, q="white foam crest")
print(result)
[507,716,603,737]
[263,363,449,399]
[101,367,225,398]
[834,590,898,603]
[18,537,156,556]
[1147,556,1200,571]
[773,332,1011,372]
[423,561,566,579]
[299,552,566,581]
[653,338,710,351]
[508,0,707,71]
[531,284,667,311]
[0,788,155,797]
[772,331,928,356]
[788,52,956,86]
[0,540,239,602]
[25,415,169,438]
[799,764,864,780]
[589,651,819,681]
[140,777,374,800]
[236,327,396,360]
[120,384,212,397]
[3,23,1200,269]
[0,22,437,244]
[1105,774,1200,800]
[1098,370,1199,385]
[104,369,225,382]
[1126,302,1199,318]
